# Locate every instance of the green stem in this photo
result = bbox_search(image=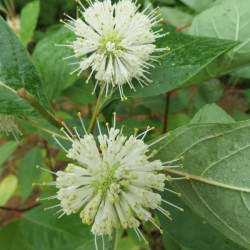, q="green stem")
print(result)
[87,82,105,134]
[113,229,118,250]
[17,88,62,130]
[3,0,13,16]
